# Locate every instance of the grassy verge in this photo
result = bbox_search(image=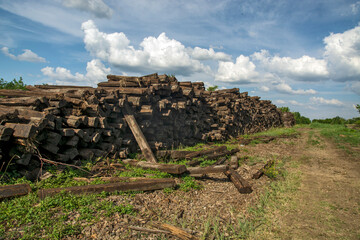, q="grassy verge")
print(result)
[309,123,360,156]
